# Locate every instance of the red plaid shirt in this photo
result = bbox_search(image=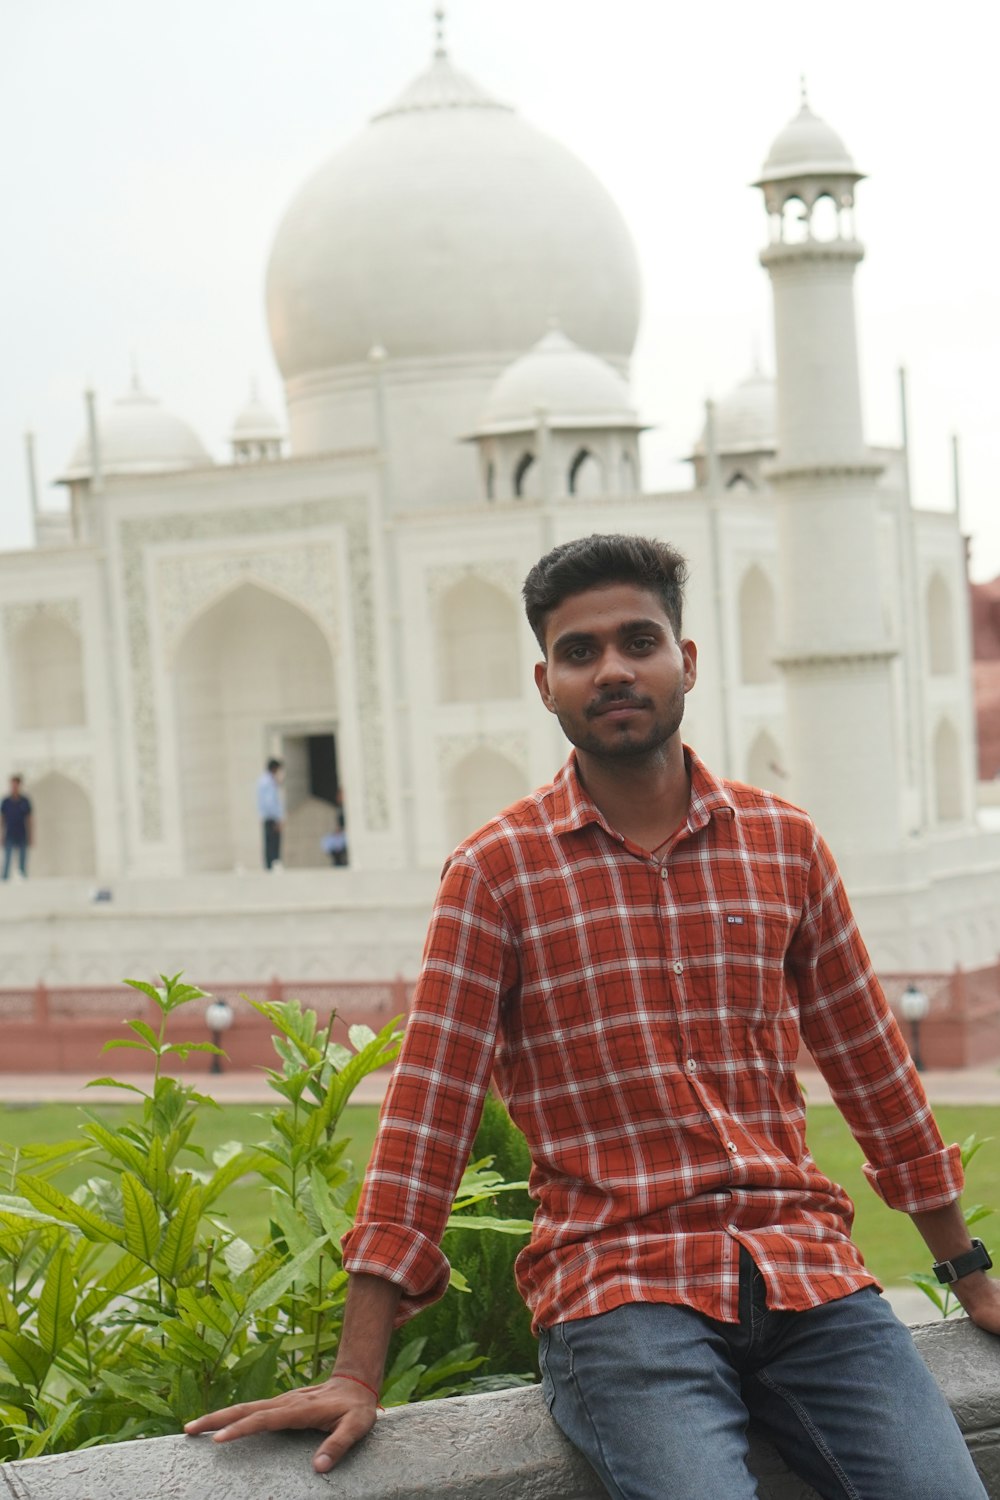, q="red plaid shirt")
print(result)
[342,749,963,1329]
